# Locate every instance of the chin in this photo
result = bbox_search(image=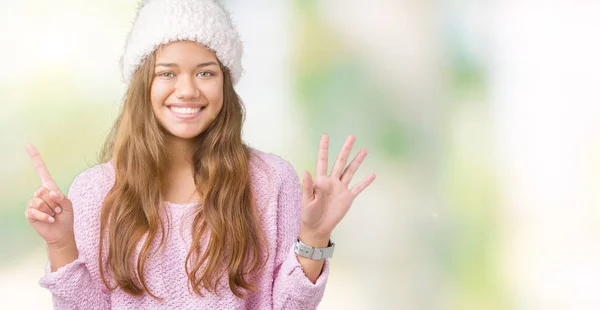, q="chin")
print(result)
[172,131,203,140]
[164,127,205,140]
